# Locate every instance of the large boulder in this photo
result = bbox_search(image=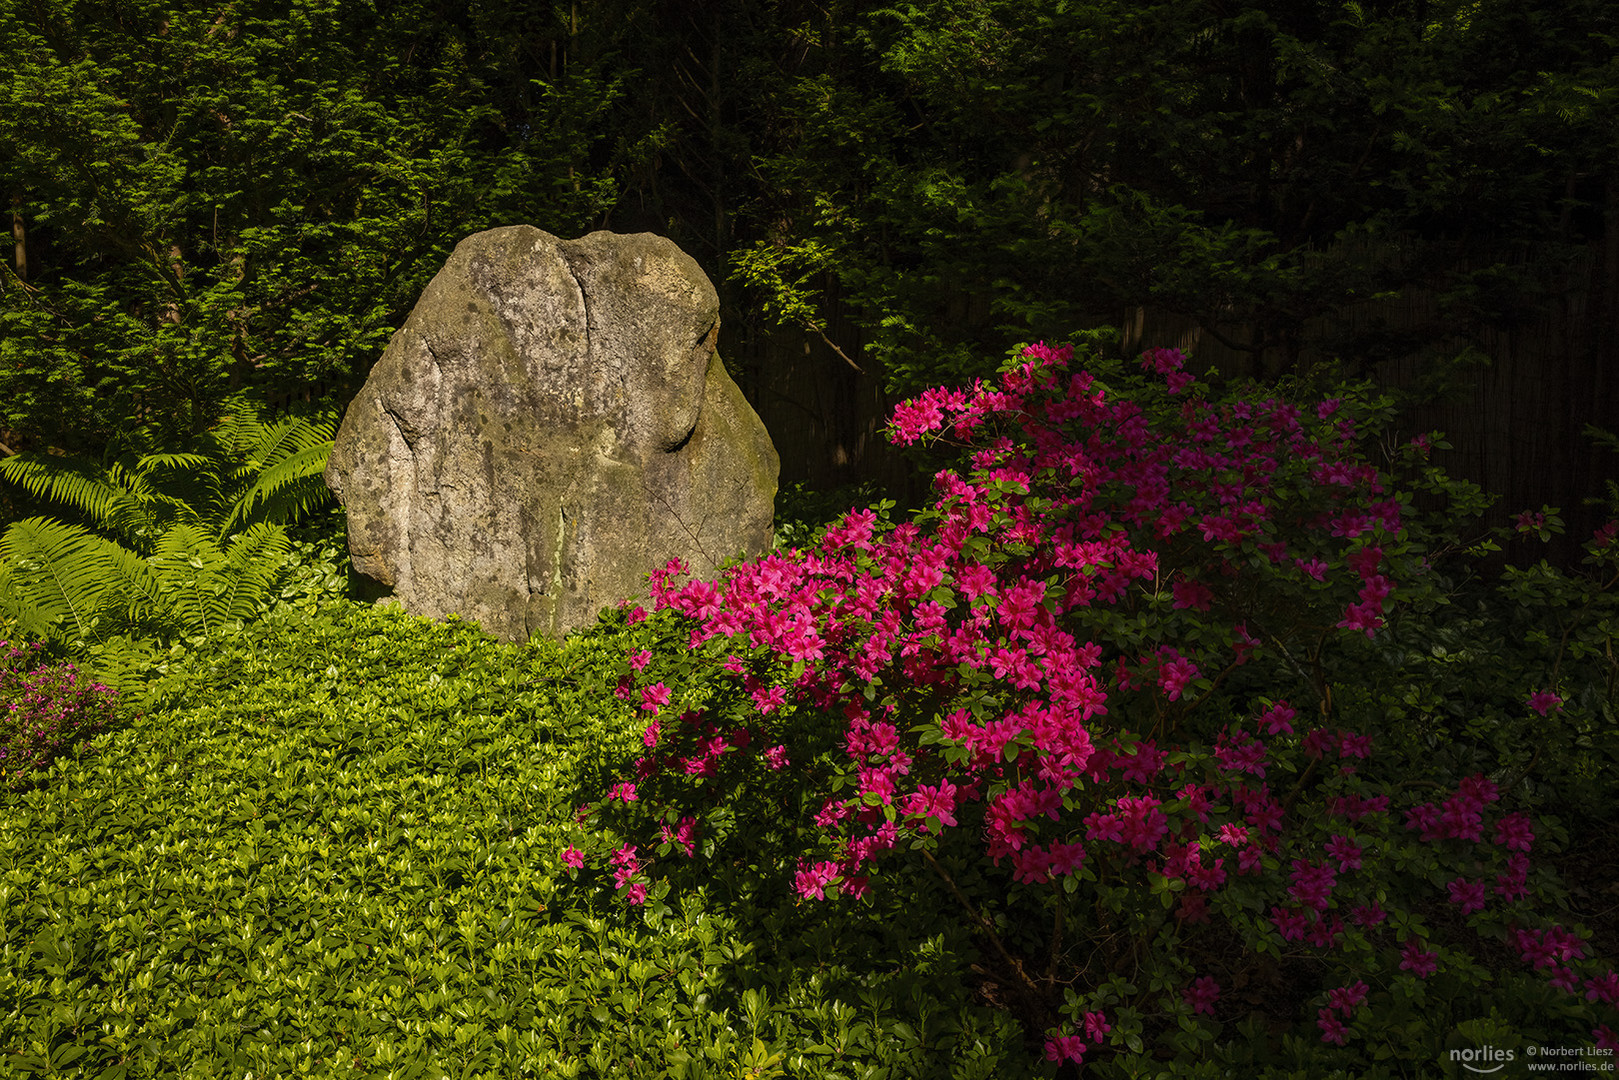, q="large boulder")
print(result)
[324,226,779,641]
